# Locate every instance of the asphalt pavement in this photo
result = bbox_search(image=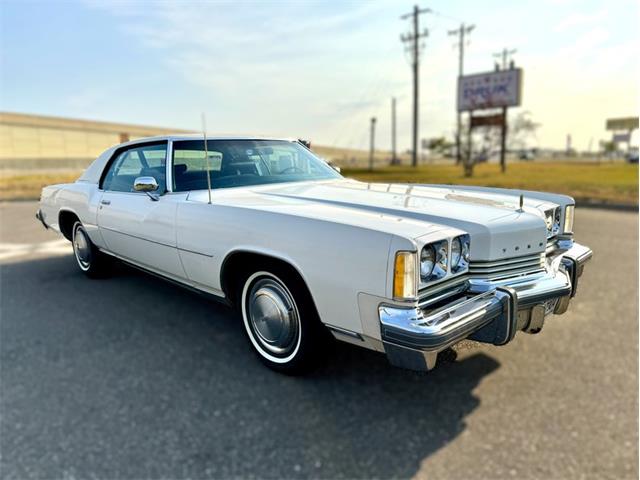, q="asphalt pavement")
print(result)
[1,202,637,479]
